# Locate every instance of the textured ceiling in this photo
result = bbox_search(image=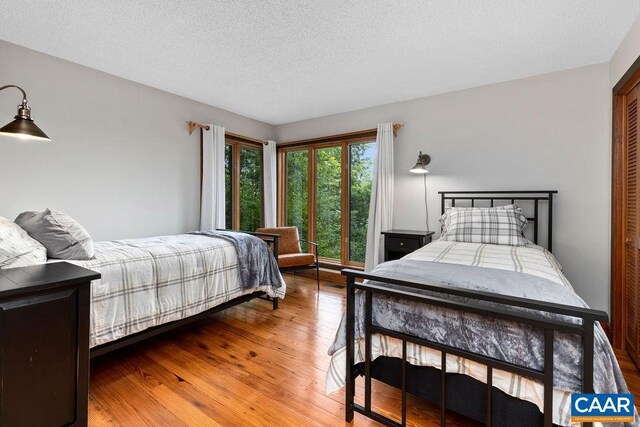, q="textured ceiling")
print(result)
[1,1,639,124]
